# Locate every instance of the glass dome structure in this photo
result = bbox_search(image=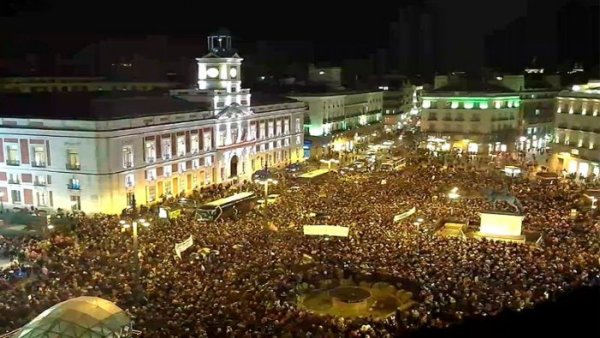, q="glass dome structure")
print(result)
[14,296,132,338]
